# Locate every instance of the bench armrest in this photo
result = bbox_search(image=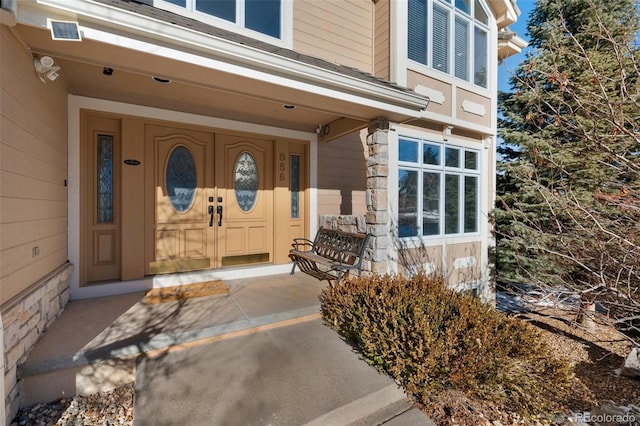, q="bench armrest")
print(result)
[291,238,315,252]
